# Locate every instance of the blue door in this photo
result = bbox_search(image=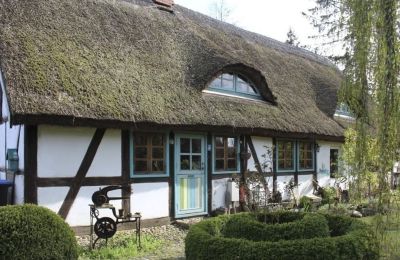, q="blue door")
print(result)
[175,134,207,218]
